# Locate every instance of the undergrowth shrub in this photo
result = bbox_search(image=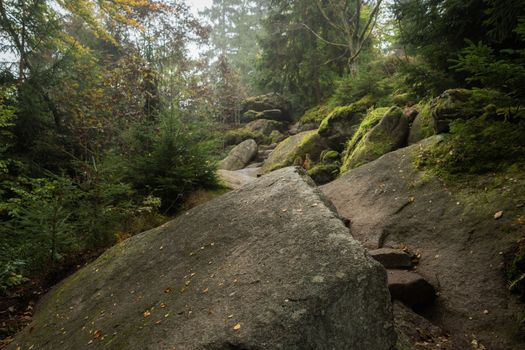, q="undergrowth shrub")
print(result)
[415,117,525,175]
[121,109,218,213]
